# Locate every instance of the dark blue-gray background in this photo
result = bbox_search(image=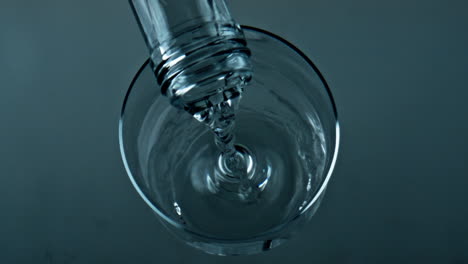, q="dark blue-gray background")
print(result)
[1,0,467,263]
